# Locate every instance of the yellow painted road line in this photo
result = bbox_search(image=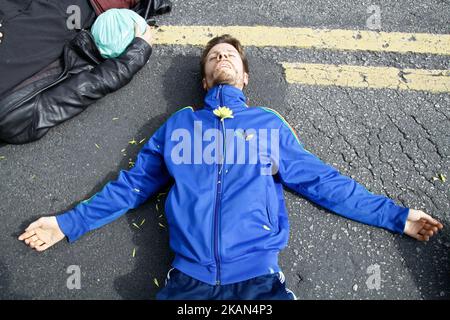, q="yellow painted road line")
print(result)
[283,63,450,93]
[153,25,450,55]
